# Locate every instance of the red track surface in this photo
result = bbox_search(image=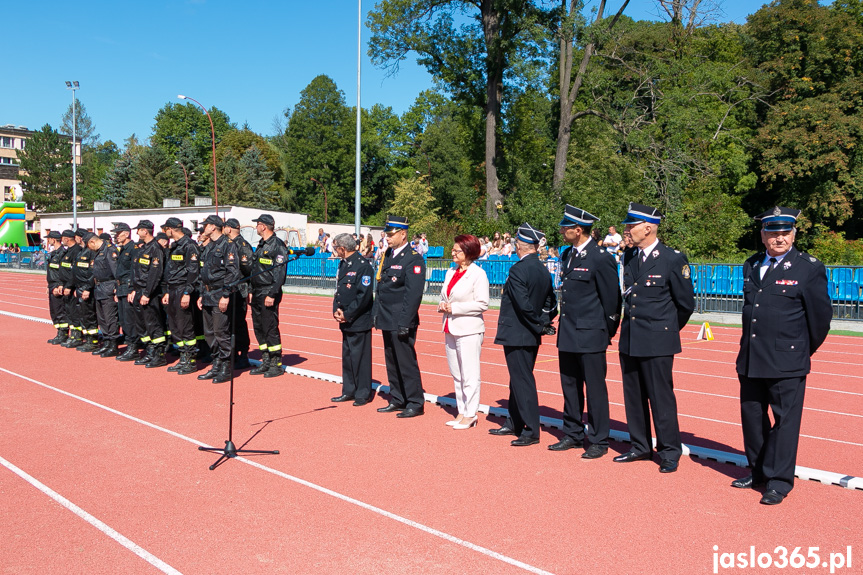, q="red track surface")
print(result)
[1,270,860,574]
